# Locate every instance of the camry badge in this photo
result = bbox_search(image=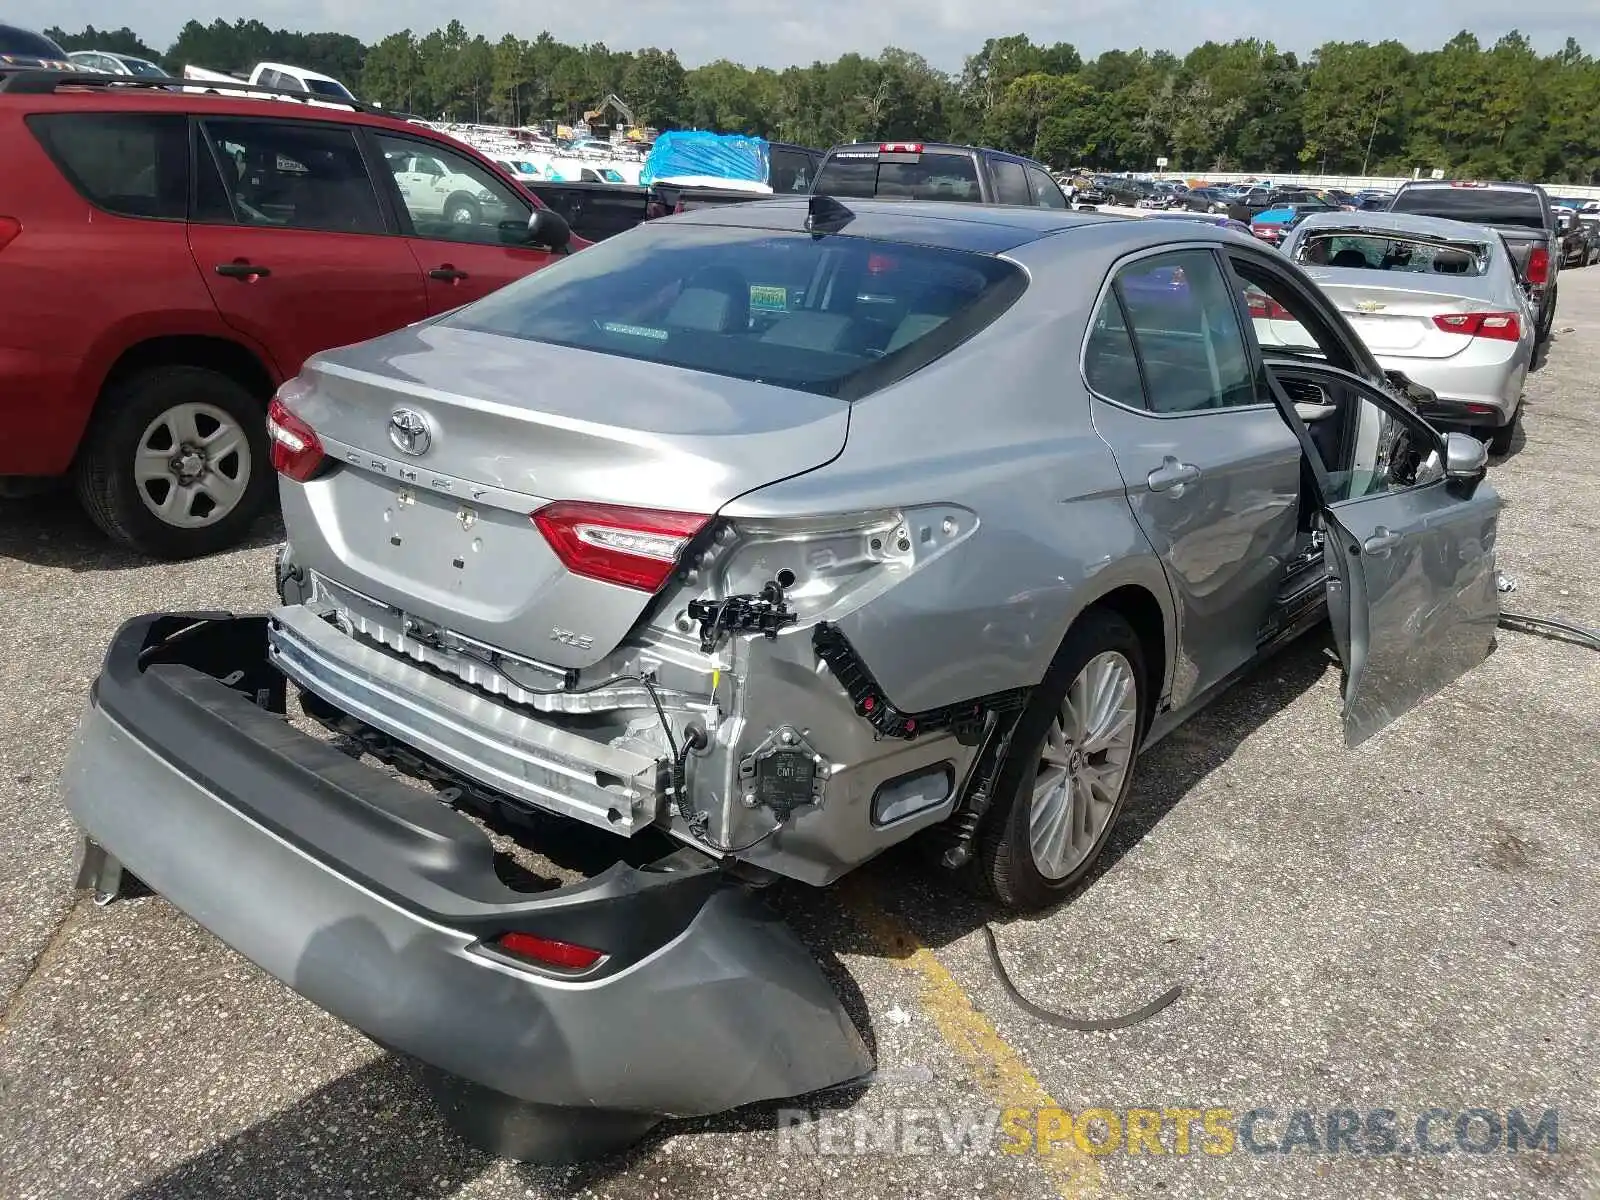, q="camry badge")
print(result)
[388,408,432,455]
